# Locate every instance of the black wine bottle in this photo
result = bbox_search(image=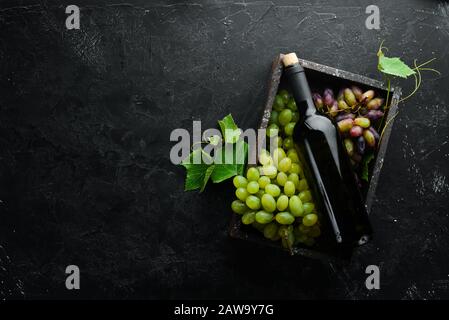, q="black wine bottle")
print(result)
[282,53,372,255]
